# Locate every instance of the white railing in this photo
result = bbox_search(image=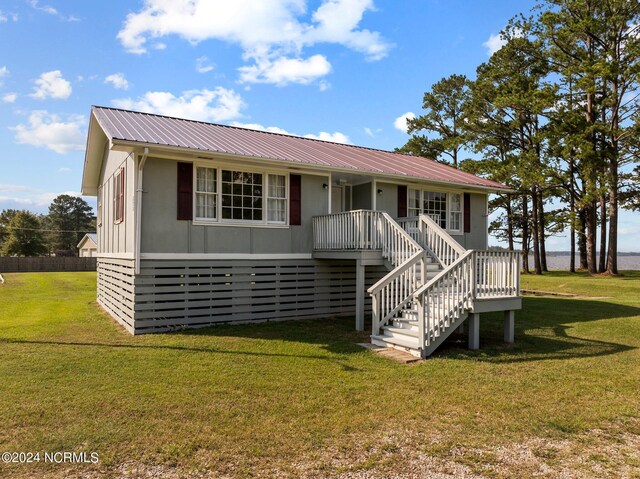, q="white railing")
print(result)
[413,250,520,350]
[314,210,520,355]
[313,210,422,268]
[475,250,520,298]
[414,250,475,348]
[416,214,466,268]
[368,251,426,335]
